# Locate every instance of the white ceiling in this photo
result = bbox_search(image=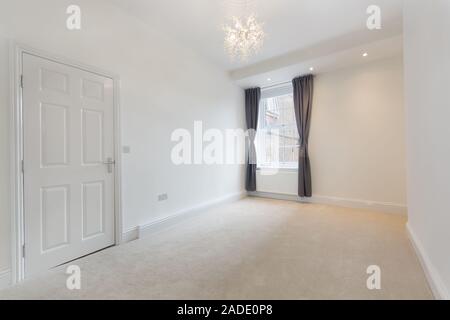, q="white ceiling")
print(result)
[234,35,403,88]
[110,0,403,73]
